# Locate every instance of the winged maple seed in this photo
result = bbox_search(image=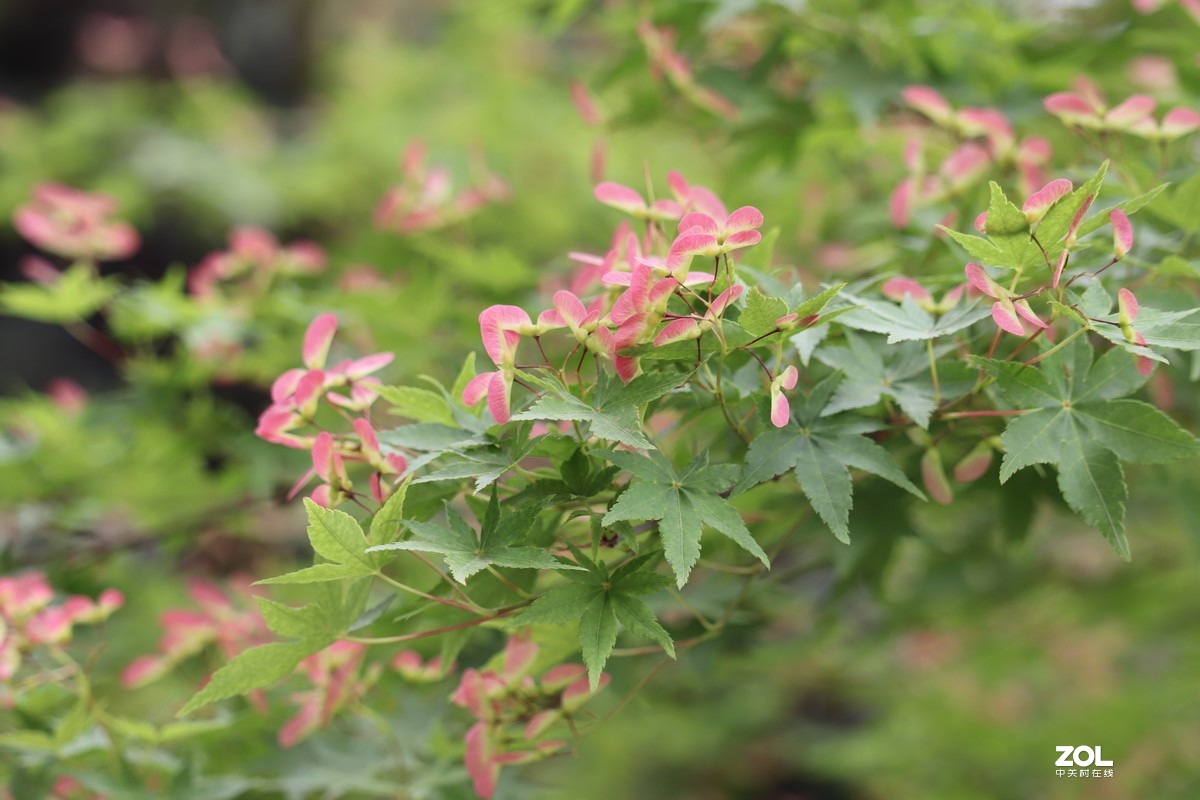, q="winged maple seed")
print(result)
[458,171,771,428]
[964,262,1048,337]
[122,578,266,691]
[892,86,1052,227]
[374,140,509,234]
[1117,288,1155,377]
[770,365,799,428]
[255,313,403,506]
[1022,178,1073,224]
[0,572,123,686]
[1045,76,1200,139]
[452,635,607,799]
[14,182,140,262]
[882,277,966,314]
[1132,0,1200,22]
[637,21,739,120]
[189,226,326,301]
[278,641,377,748]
